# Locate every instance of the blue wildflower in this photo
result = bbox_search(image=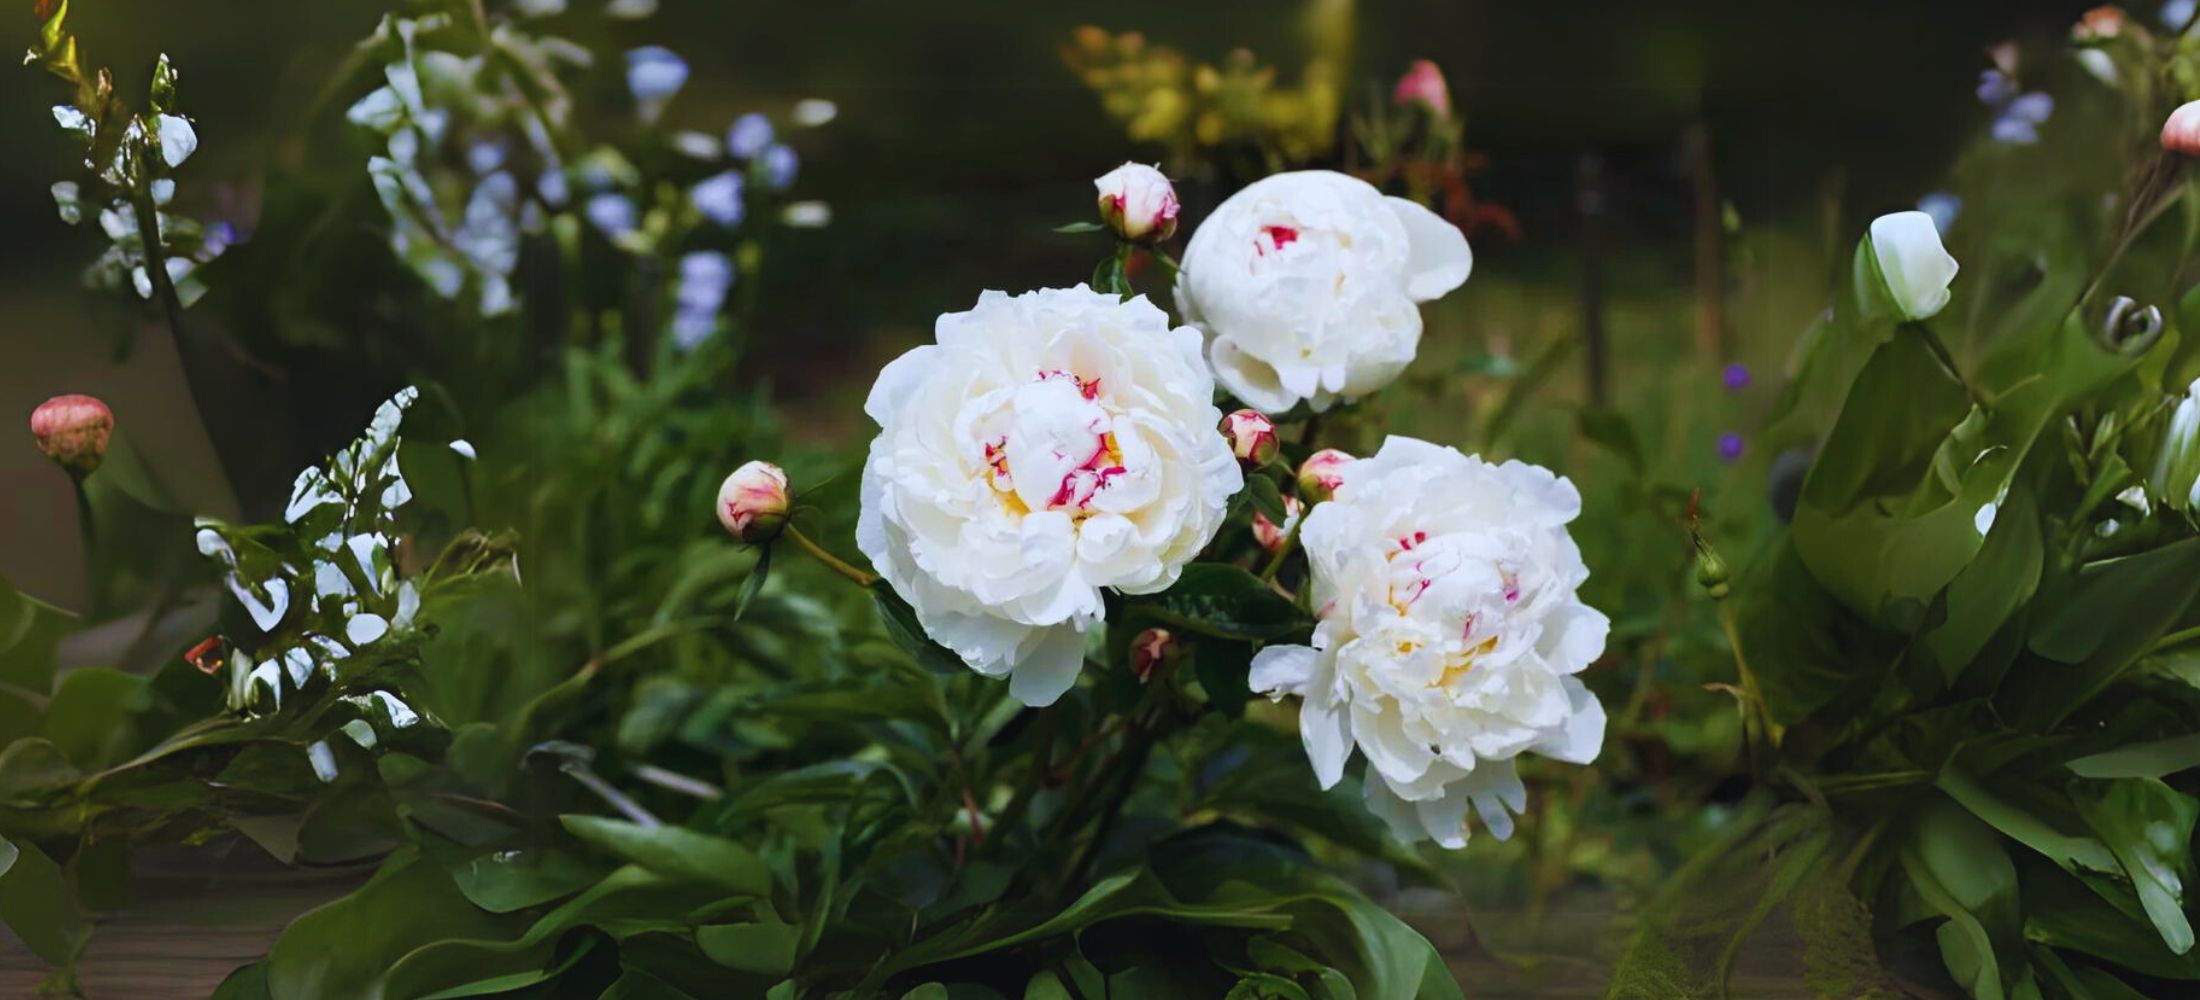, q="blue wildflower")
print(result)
[673,250,734,349]
[728,113,774,159]
[1916,192,1961,235]
[763,144,799,190]
[691,170,746,227]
